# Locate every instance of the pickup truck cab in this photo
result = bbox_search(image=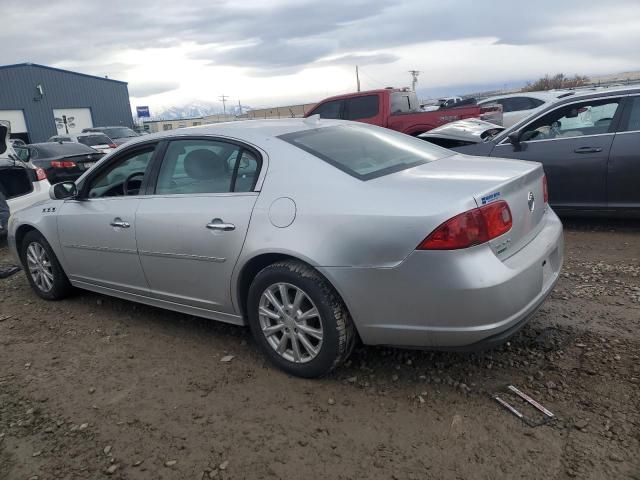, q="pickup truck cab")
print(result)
[306,88,502,136]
